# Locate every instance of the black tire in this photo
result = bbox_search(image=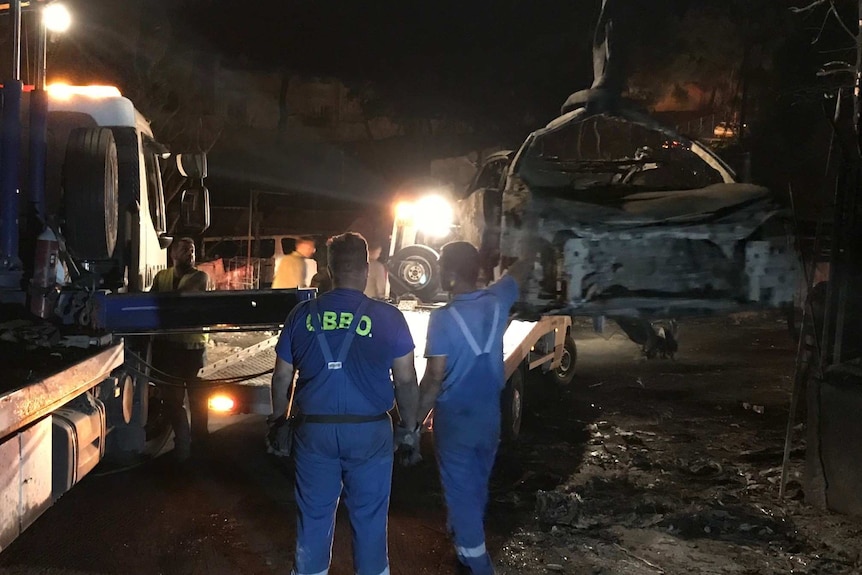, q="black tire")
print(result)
[388,244,441,302]
[501,365,525,442]
[63,127,119,260]
[548,334,577,386]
